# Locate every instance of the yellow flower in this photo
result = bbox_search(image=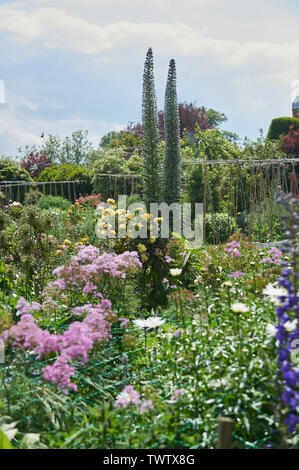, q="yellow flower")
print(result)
[154,217,164,223]
[107,198,115,204]
[64,239,72,246]
[149,236,156,243]
[222,281,233,288]
[125,213,133,220]
[56,250,62,255]
[141,254,148,263]
[137,243,147,253]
